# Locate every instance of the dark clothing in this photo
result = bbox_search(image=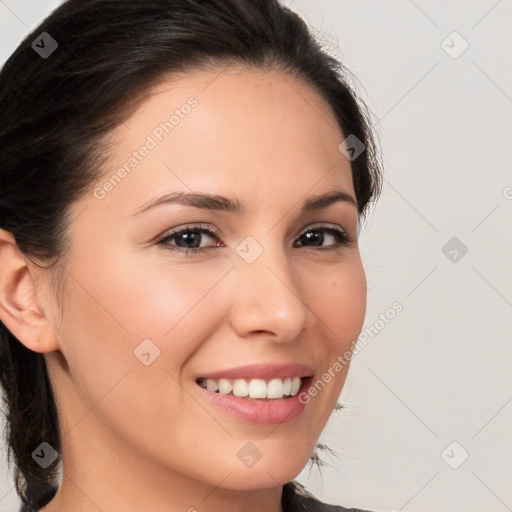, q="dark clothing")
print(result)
[19,480,373,511]
[281,481,373,511]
